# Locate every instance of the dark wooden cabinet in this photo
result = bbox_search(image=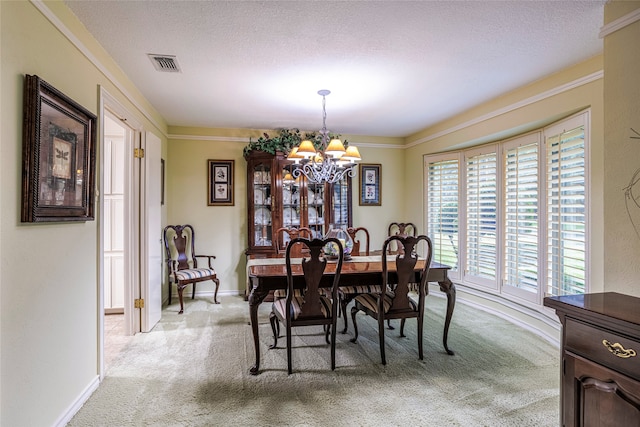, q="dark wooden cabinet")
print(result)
[544,292,640,427]
[245,150,352,256]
